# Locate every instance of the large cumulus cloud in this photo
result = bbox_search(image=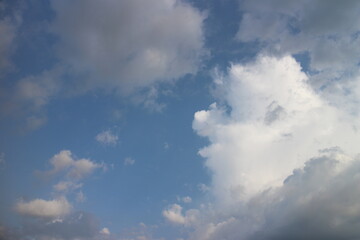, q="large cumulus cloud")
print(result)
[189,55,360,239]
[193,55,360,204]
